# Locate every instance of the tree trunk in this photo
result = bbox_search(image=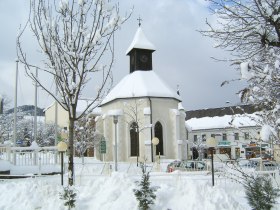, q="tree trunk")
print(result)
[68,118,75,186]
